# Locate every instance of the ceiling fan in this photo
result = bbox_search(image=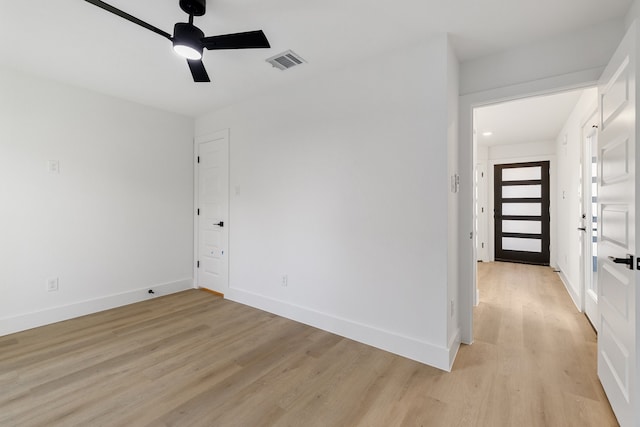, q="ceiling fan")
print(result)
[84,0,271,82]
